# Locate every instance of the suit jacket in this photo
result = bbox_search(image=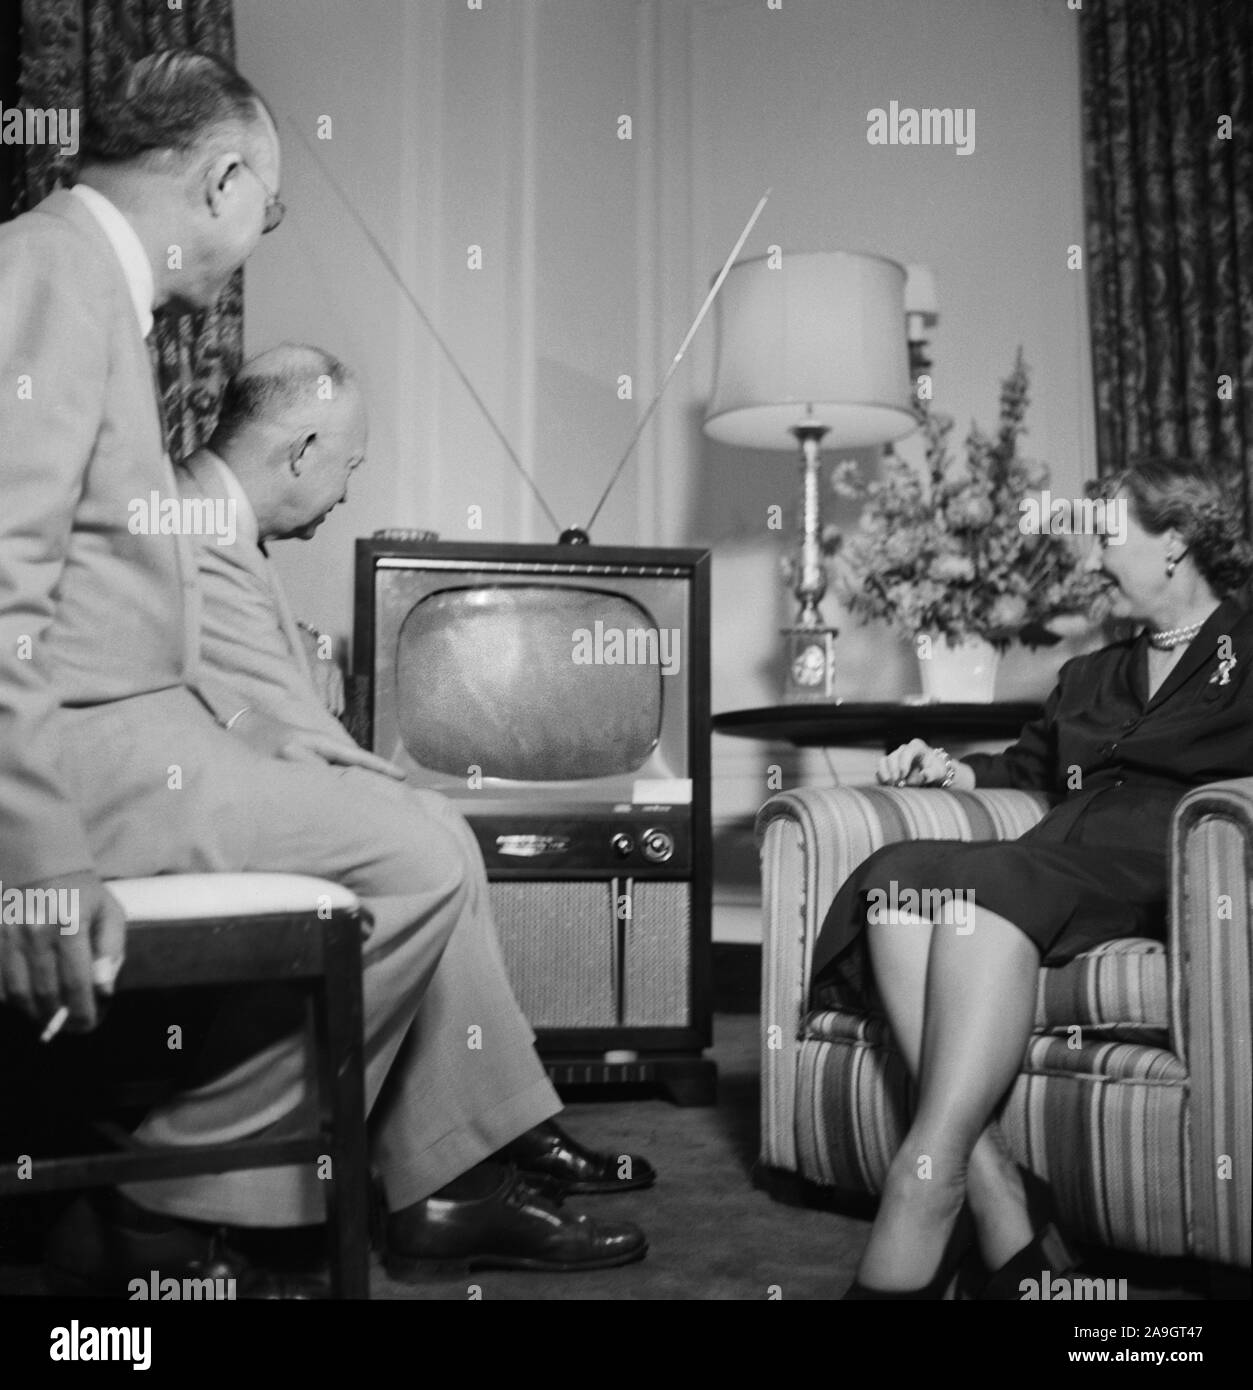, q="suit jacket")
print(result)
[176,450,353,746]
[810,597,1253,981]
[0,189,229,885]
[959,596,1253,854]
